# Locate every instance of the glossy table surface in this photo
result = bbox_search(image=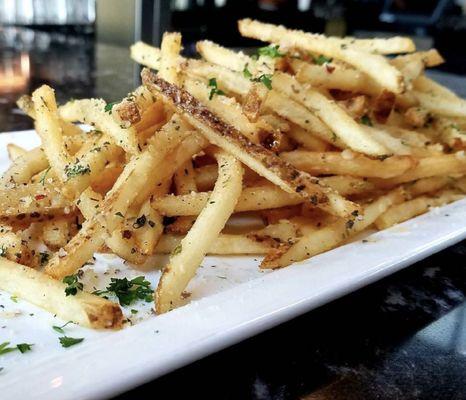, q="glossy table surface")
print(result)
[1,27,465,400]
